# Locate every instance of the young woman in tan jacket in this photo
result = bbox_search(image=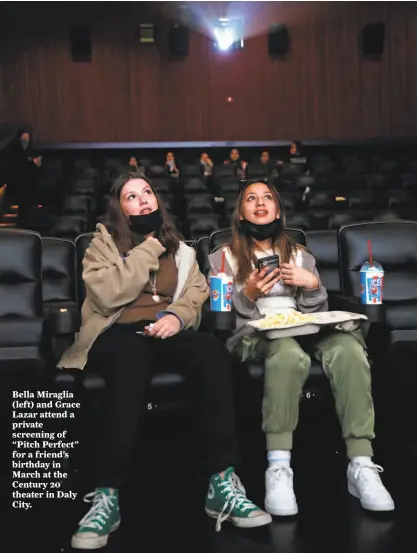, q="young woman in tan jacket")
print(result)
[59,172,271,549]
